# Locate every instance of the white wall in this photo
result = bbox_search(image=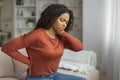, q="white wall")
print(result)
[83,0,107,67]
